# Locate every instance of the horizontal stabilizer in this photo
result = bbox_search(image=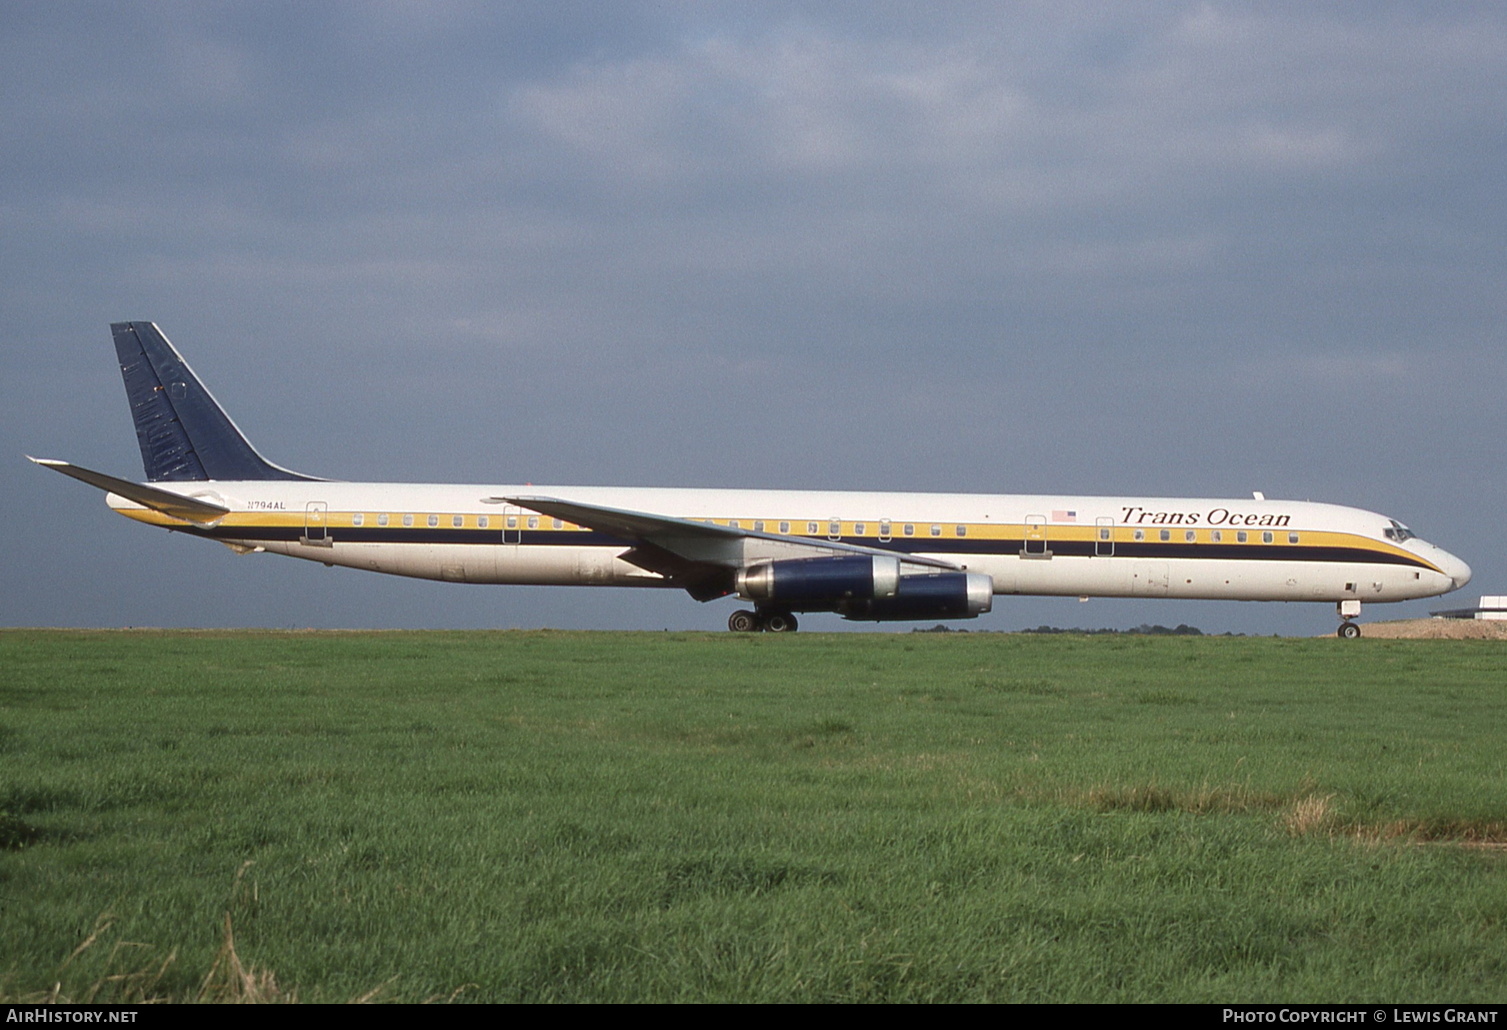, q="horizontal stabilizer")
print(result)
[29,457,230,525]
